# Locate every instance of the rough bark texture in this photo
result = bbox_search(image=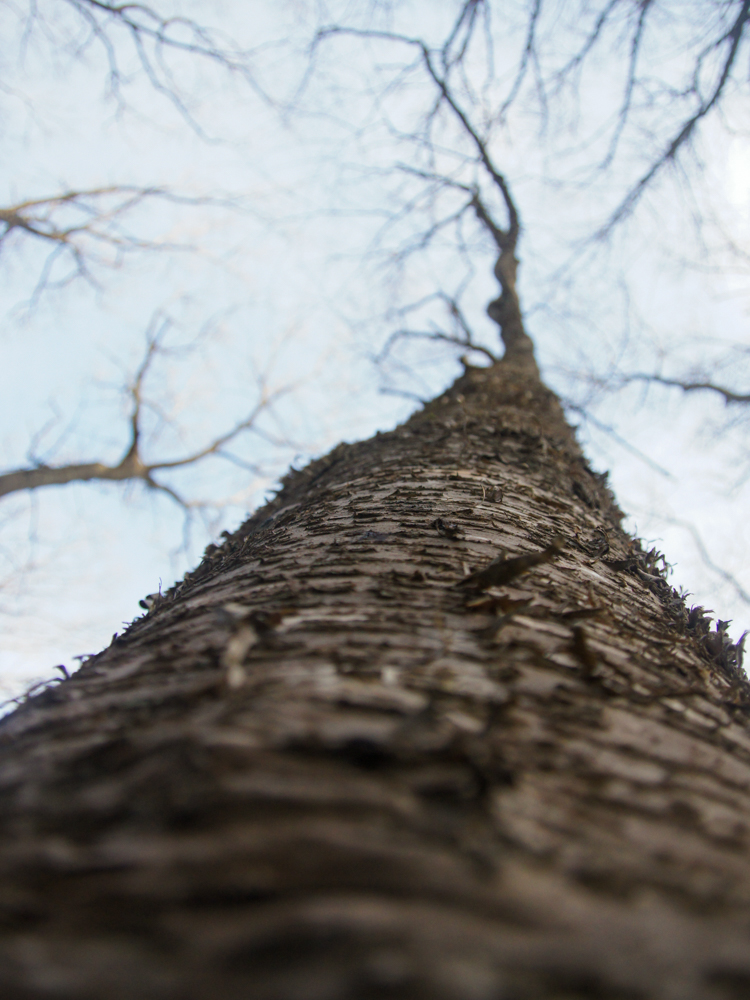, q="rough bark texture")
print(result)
[2,356,750,999]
